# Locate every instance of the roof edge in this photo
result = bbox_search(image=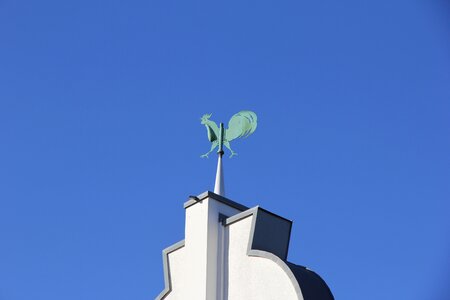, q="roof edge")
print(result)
[183,191,249,211]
